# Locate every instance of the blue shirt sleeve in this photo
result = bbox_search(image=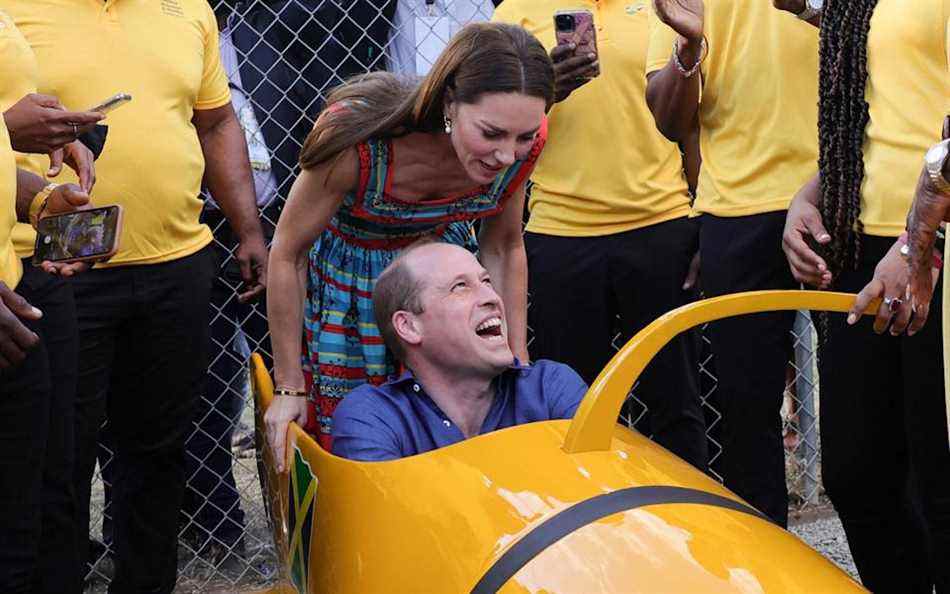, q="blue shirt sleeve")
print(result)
[537,361,588,419]
[331,388,404,462]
